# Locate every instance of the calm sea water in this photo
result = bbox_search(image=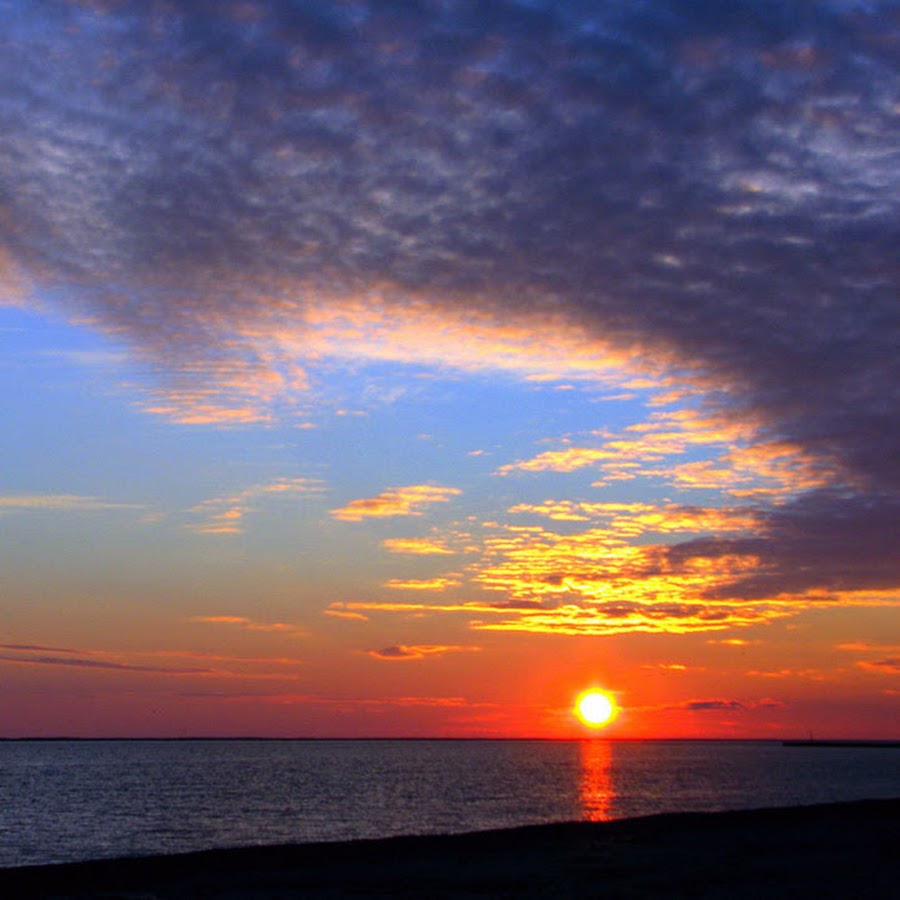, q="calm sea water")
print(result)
[0,739,897,867]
